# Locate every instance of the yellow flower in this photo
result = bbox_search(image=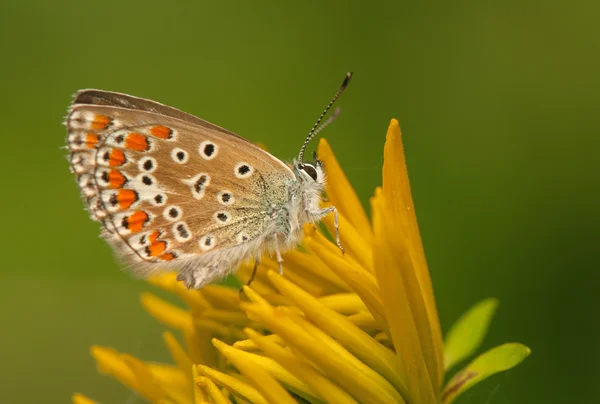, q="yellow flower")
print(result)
[74,120,530,404]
